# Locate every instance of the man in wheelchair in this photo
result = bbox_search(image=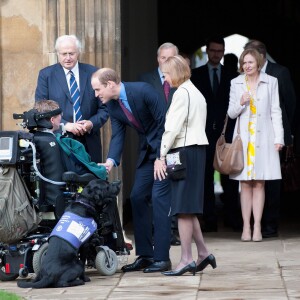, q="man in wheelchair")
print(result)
[0,100,130,282]
[29,100,107,218]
